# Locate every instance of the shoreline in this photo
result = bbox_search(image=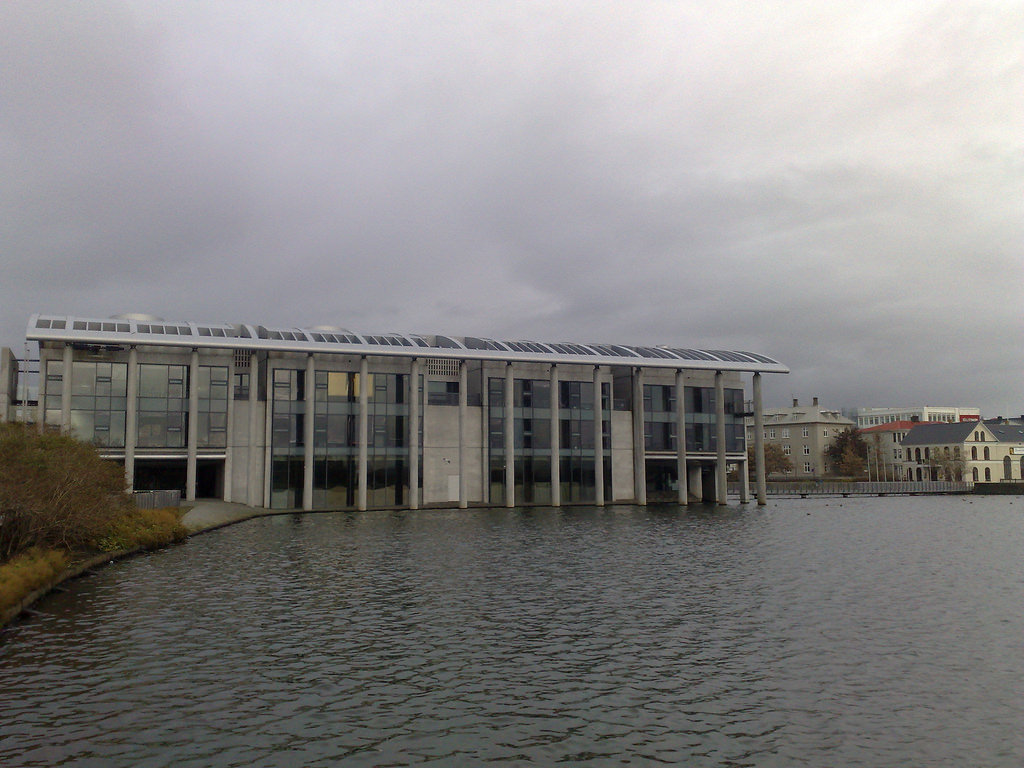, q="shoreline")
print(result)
[0,501,278,633]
